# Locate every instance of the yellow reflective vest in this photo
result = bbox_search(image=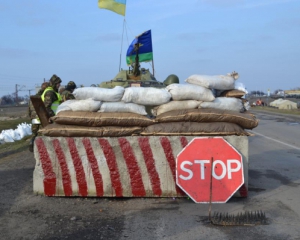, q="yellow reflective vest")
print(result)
[41,87,62,114]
